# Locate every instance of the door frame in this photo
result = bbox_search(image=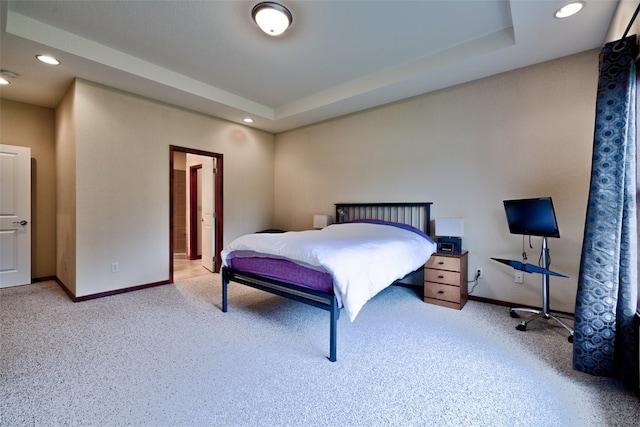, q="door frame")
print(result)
[169,145,223,282]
